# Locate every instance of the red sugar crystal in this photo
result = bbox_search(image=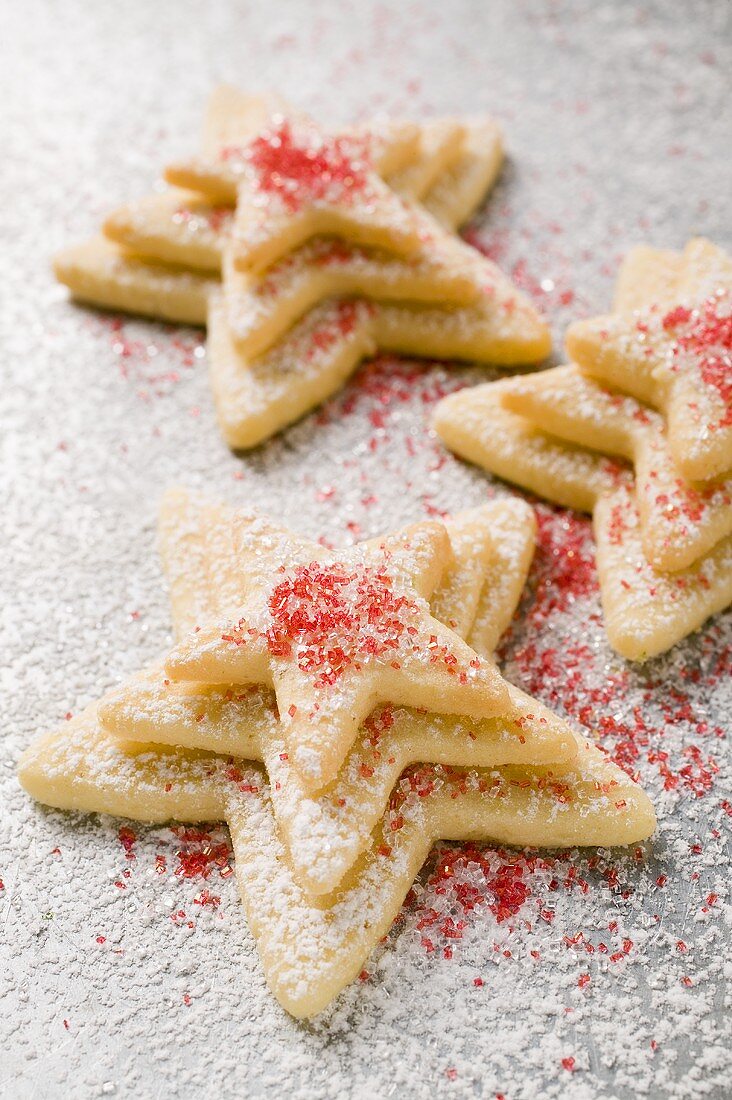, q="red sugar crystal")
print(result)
[263,558,429,687]
[306,300,365,362]
[526,508,598,625]
[170,827,232,881]
[245,121,370,213]
[662,294,732,427]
